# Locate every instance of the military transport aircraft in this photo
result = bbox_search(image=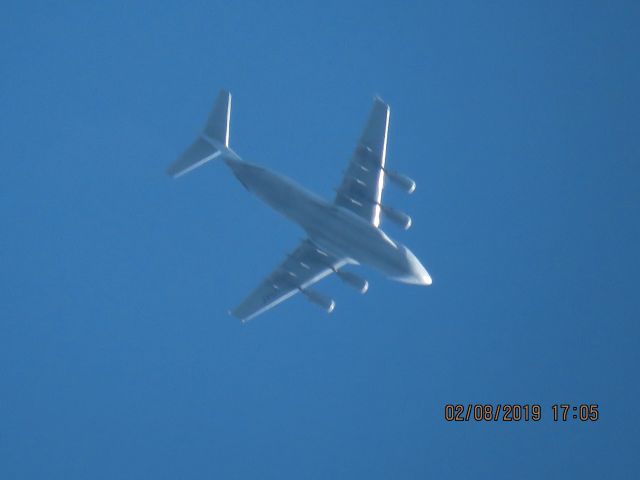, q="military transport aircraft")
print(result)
[167,91,431,322]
